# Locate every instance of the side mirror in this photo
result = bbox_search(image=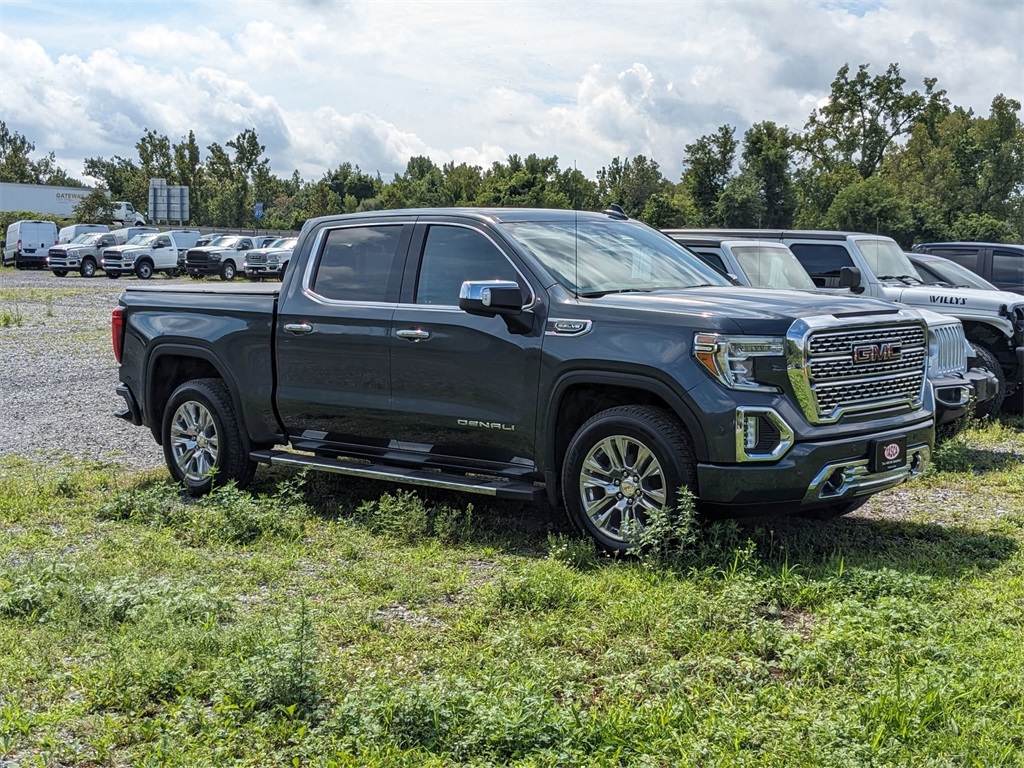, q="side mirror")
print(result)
[459,280,523,316]
[460,280,532,335]
[839,266,864,293]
